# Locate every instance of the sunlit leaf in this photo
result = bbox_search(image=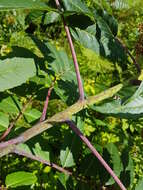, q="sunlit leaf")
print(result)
[24,108,41,123]
[5,171,37,188]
